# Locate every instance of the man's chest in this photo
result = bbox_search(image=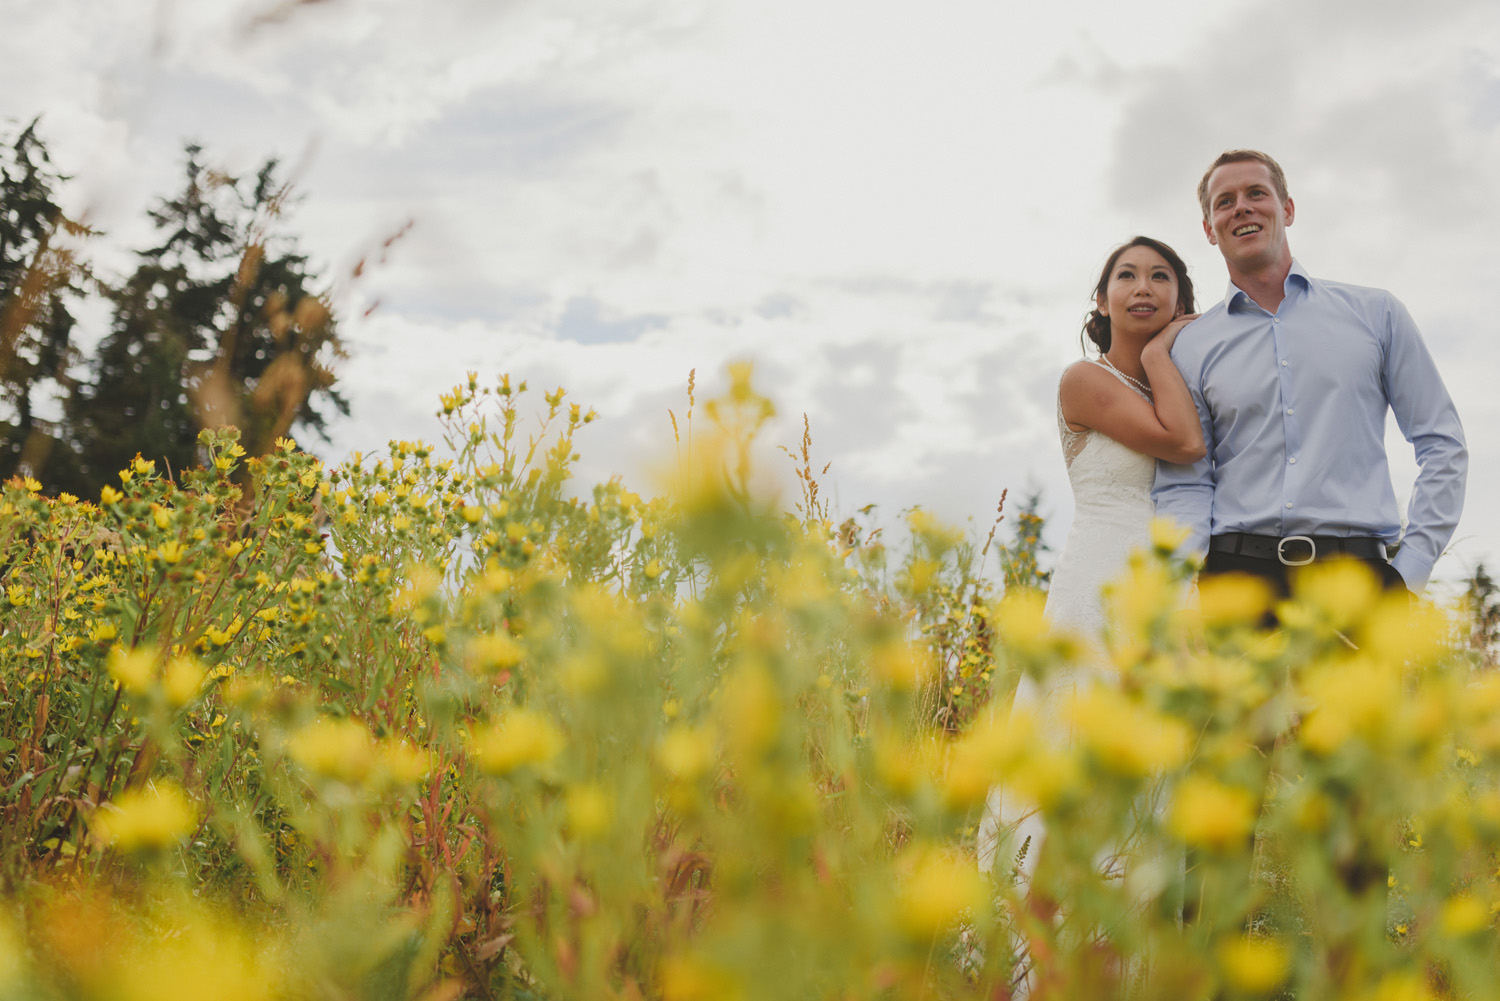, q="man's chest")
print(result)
[1197,312,1383,426]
